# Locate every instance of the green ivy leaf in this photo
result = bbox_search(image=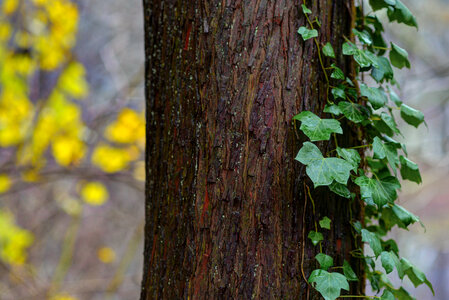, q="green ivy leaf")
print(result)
[366,15,385,32]
[372,137,399,172]
[380,112,400,135]
[358,50,378,69]
[393,204,419,228]
[354,175,400,208]
[371,56,394,83]
[308,231,324,246]
[343,42,378,68]
[331,87,346,100]
[316,253,334,270]
[353,28,372,45]
[342,42,357,55]
[360,83,387,109]
[387,0,418,28]
[301,4,312,14]
[319,217,332,230]
[381,251,396,274]
[298,26,318,40]
[343,260,358,281]
[400,104,424,128]
[308,269,349,300]
[384,135,408,156]
[330,64,345,80]
[361,229,382,257]
[388,87,402,106]
[293,111,342,141]
[381,289,395,300]
[323,42,335,58]
[392,287,415,300]
[381,204,419,230]
[382,239,399,255]
[400,258,435,295]
[296,142,353,187]
[338,101,368,123]
[389,42,410,69]
[366,256,376,271]
[329,181,351,198]
[368,0,395,11]
[400,156,422,184]
[352,221,362,234]
[324,104,342,115]
[337,147,361,171]
[373,118,394,138]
